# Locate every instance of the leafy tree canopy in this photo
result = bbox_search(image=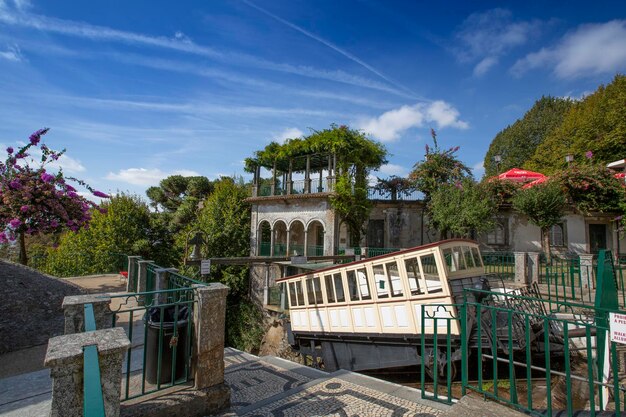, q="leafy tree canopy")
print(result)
[484,96,573,177]
[429,179,496,239]
[409,129,473,203]
[525,74,626,174]
[146,175,212,212]
[44,194,154,277]
[244,124,387,173]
